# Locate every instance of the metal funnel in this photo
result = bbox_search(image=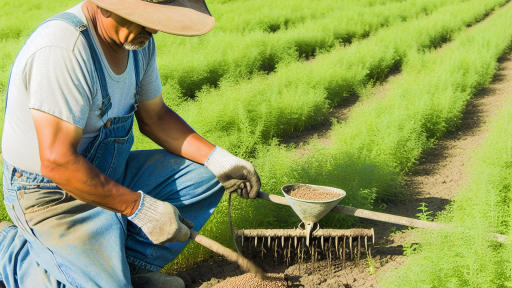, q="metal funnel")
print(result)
[282,184,346,246]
